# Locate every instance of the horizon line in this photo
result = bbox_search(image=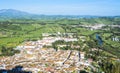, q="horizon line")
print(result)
[0,9,120,17]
